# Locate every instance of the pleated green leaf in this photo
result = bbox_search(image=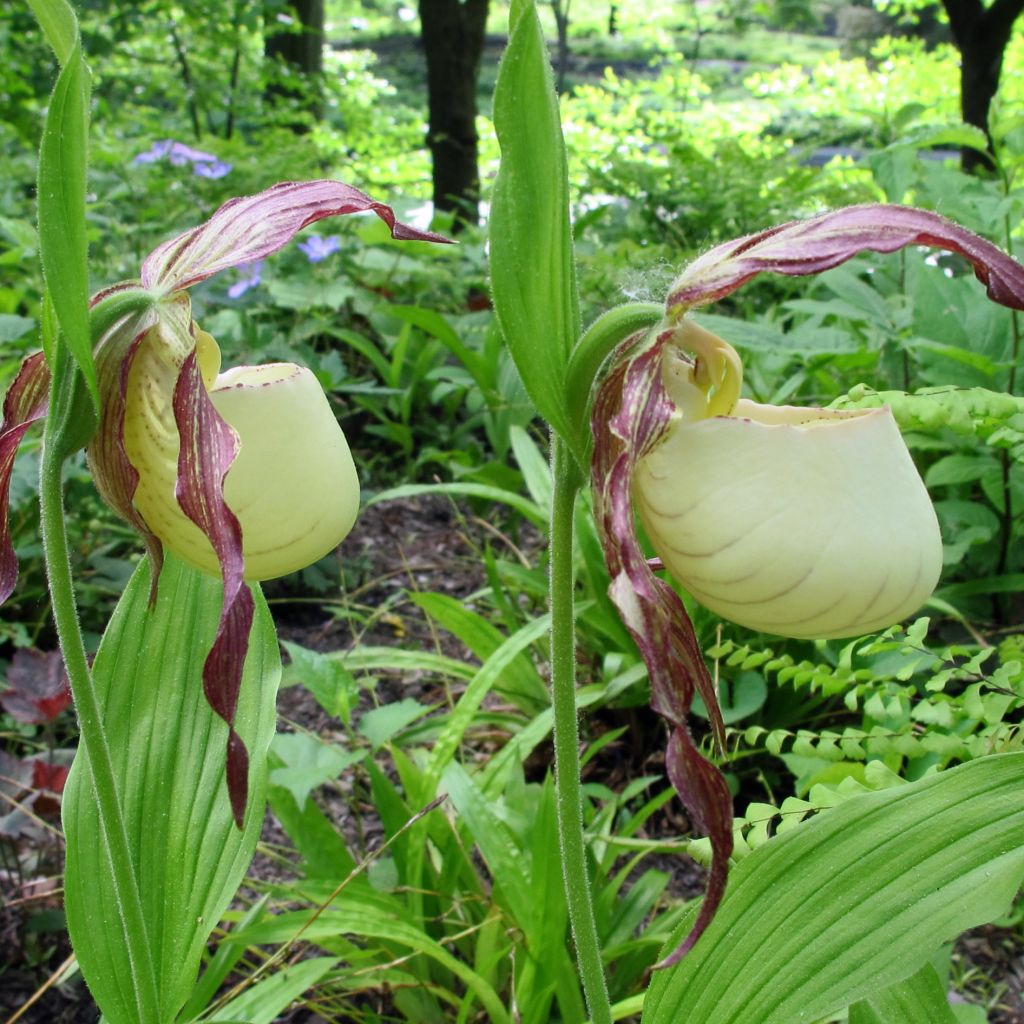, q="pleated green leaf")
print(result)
[37,37,97,408]
[63,554,281,1024]
[642,754,1024,1024]
[848,962,958,1024]
[490,0,581,459]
